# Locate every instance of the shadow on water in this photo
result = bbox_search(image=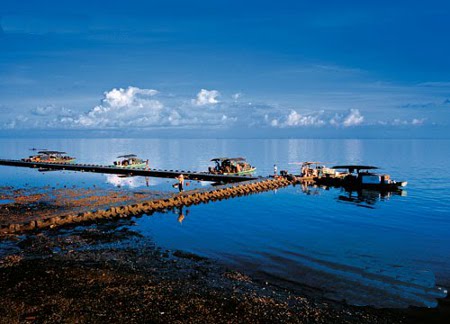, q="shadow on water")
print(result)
[336,189,407,209]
